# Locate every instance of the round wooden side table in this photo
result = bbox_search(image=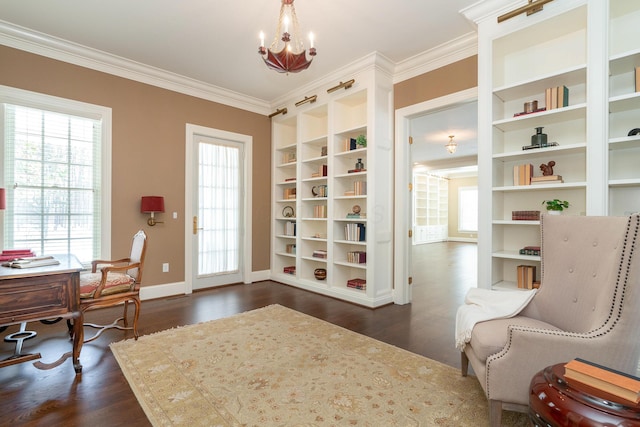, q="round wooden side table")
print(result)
[529,363,640,426]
